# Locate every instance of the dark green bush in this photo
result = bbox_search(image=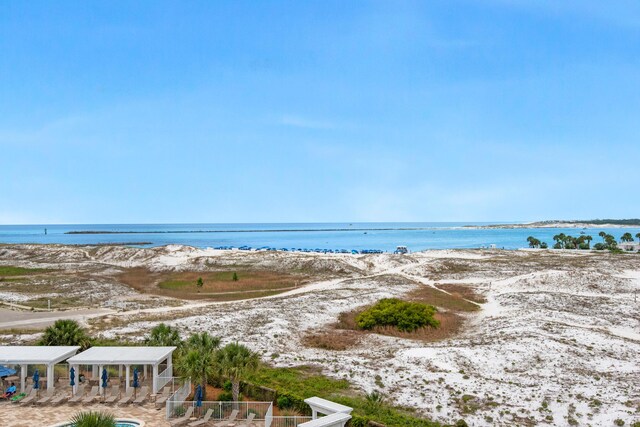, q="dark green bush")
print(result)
[277,395,292,409]
[223,380,232,391]
[356,299,439,332]
[217,391,233,401]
